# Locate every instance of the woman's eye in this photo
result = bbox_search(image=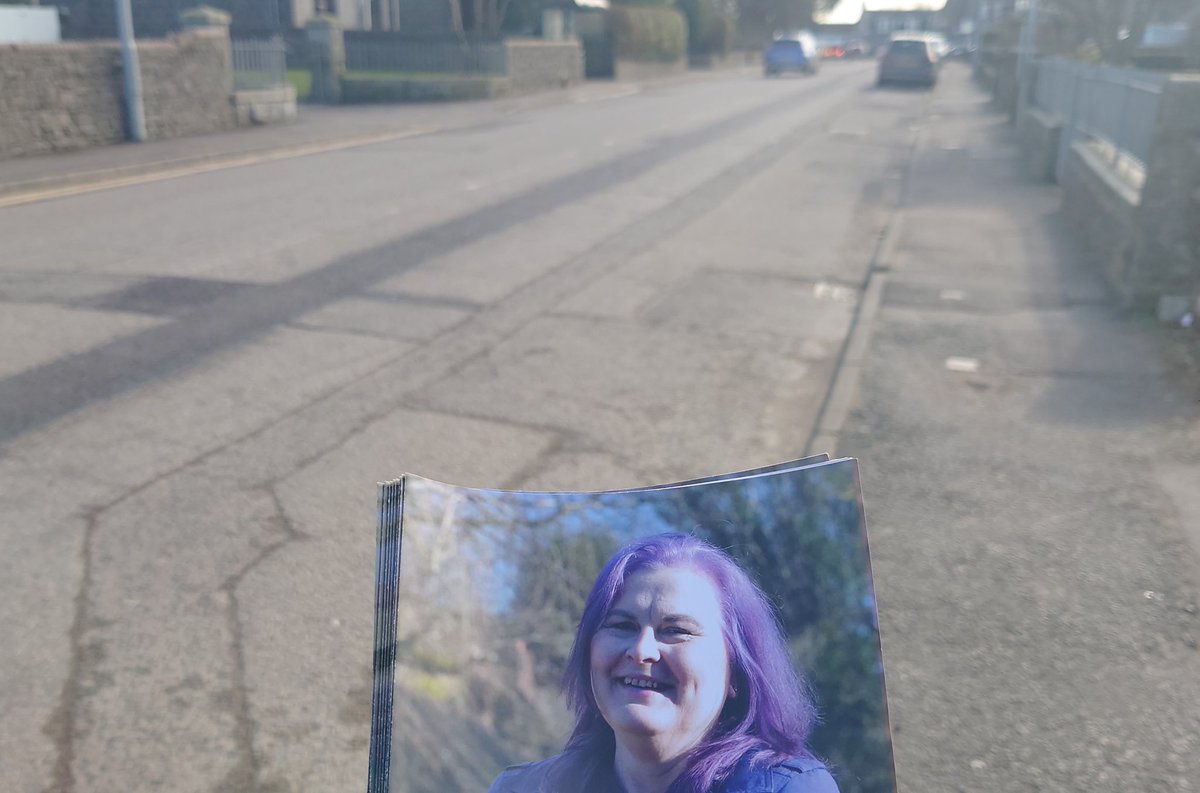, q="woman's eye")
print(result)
[662,626,693,637]
[604,620,636,631]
